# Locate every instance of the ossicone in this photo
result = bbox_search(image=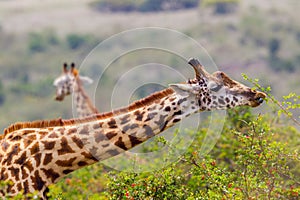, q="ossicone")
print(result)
[188,58,210,79]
